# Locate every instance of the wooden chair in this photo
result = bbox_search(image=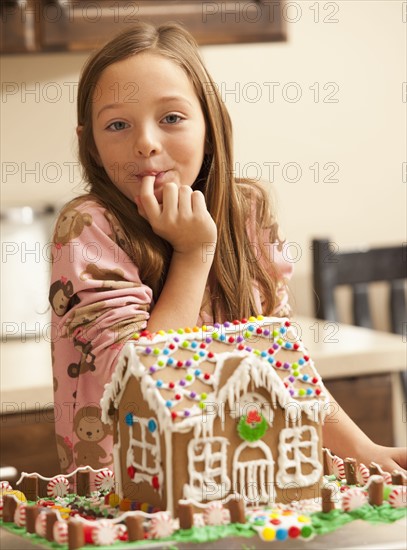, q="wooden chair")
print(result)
[312,239,407,446]
[312,239,406,335]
